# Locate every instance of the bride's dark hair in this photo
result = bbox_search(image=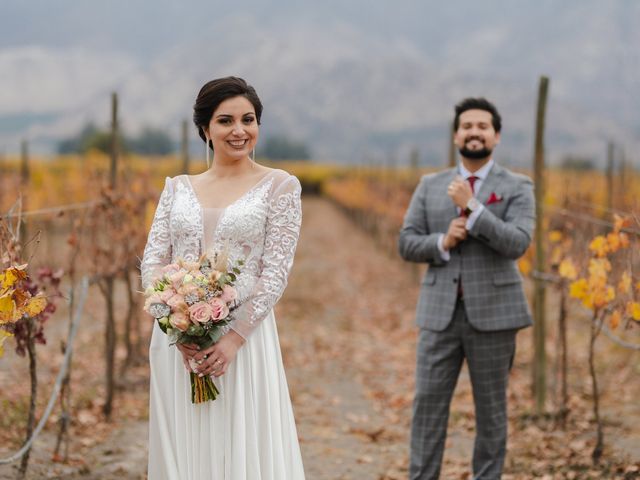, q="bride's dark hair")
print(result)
[193,76,263,149]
